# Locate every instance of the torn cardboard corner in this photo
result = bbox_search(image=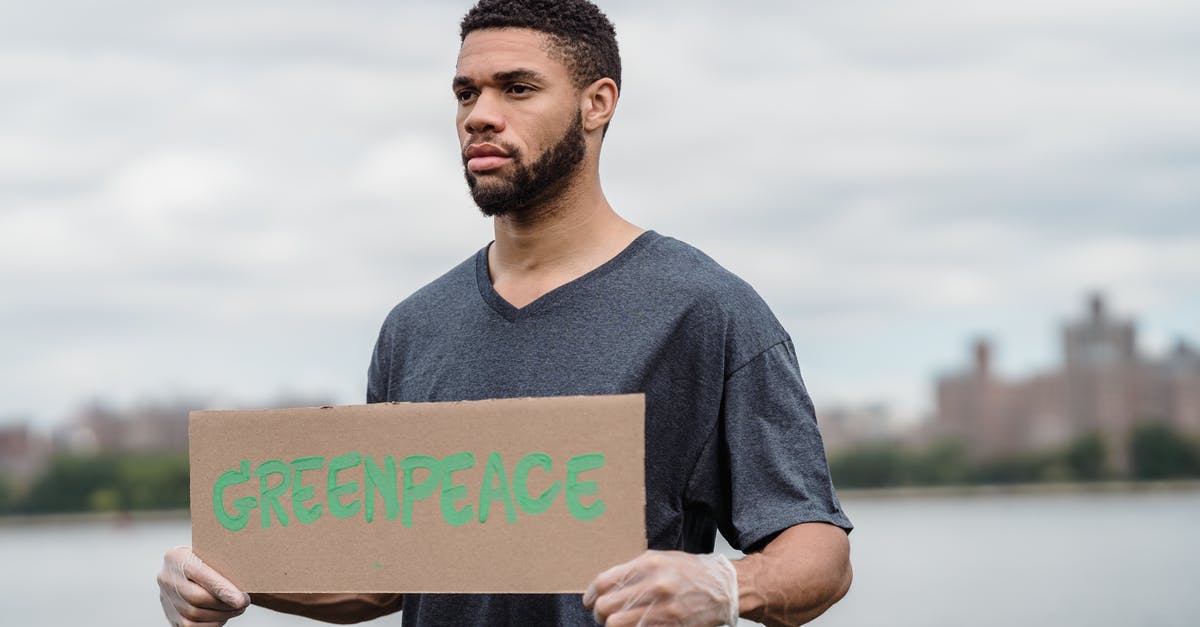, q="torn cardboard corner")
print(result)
[189,394,646,593]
